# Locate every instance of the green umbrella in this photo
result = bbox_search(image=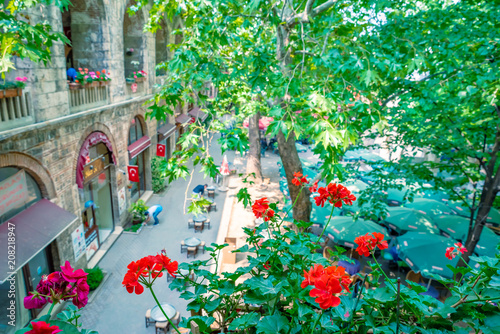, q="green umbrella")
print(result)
[404,198,456,219]
[383,207,439,235]
[433,215,500,256]
[447,201,500,225]
[344,150,362,161]
[396,232,460,279]
[310,203,343,227]
[300,158,319,170]
[414,188,449,203]
[295,142,308,153]
[324,216,389,248]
